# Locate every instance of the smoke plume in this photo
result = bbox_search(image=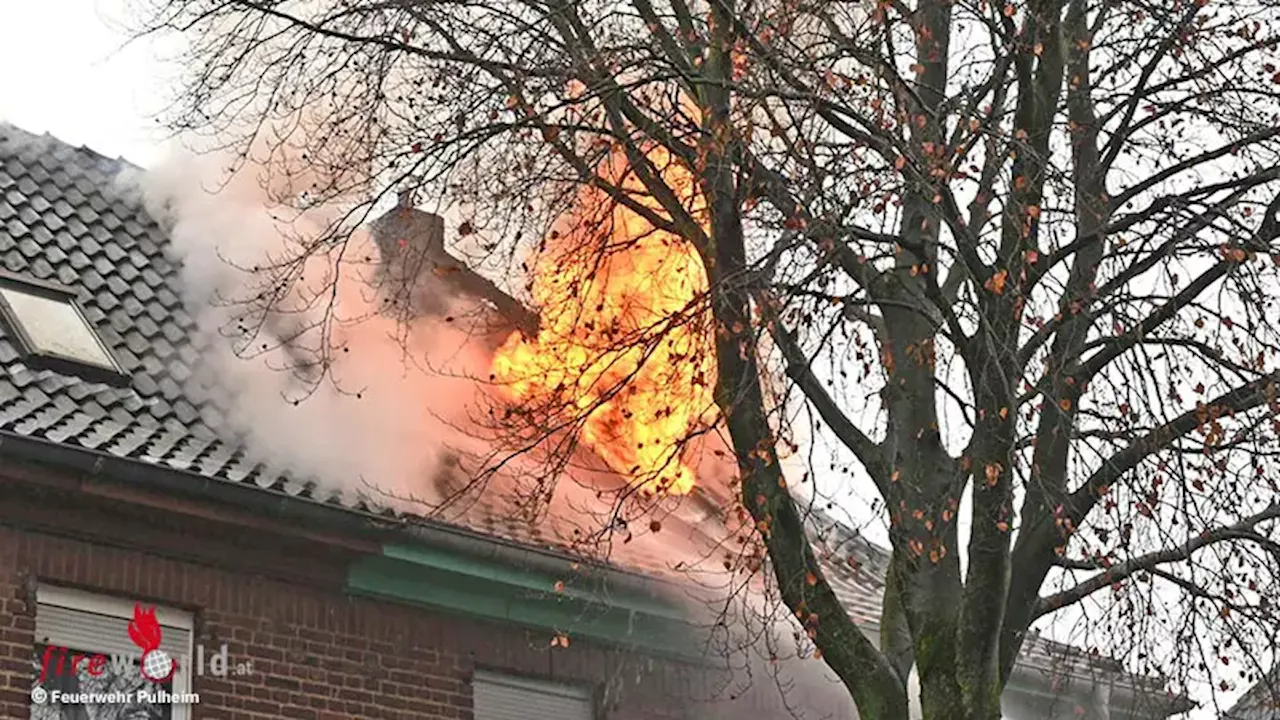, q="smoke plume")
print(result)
[125,130,492,508]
